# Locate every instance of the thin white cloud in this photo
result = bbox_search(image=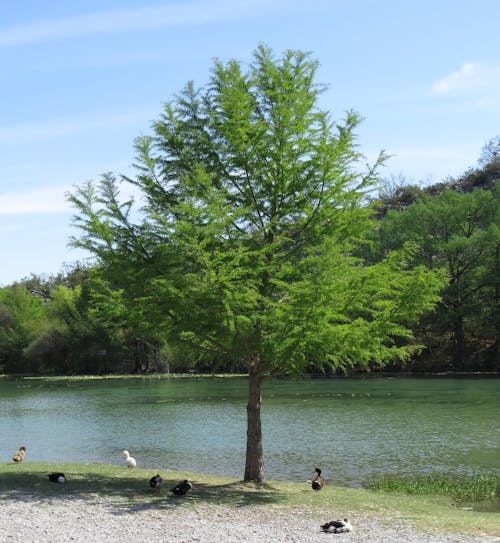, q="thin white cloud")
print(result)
[0,178,144,216]
[0,110,152,144]
[432,62,500,95]
[473,95,500,110]
[387,144,478,161]
[432,62,479,94]
[0,186,71,214]
[0,0,274,48]
[381,142,483,182]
